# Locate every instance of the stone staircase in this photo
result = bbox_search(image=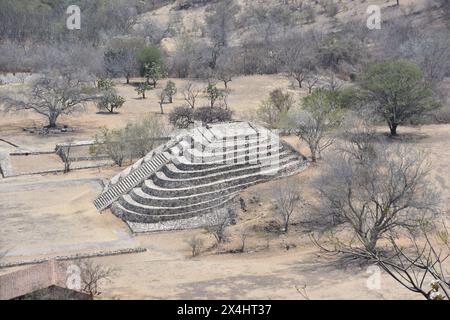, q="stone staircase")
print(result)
[94,152,168,210]
[95,122,308,232]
